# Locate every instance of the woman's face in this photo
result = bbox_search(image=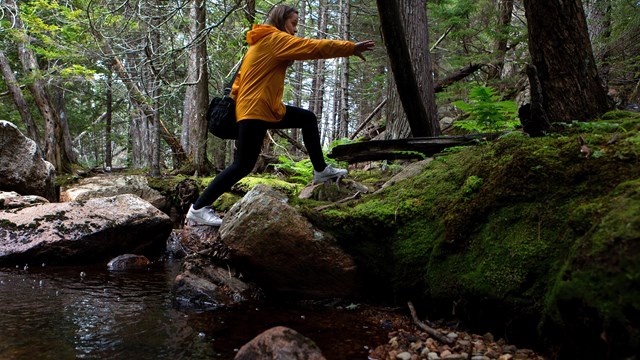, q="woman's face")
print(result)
[284,12,298,35]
